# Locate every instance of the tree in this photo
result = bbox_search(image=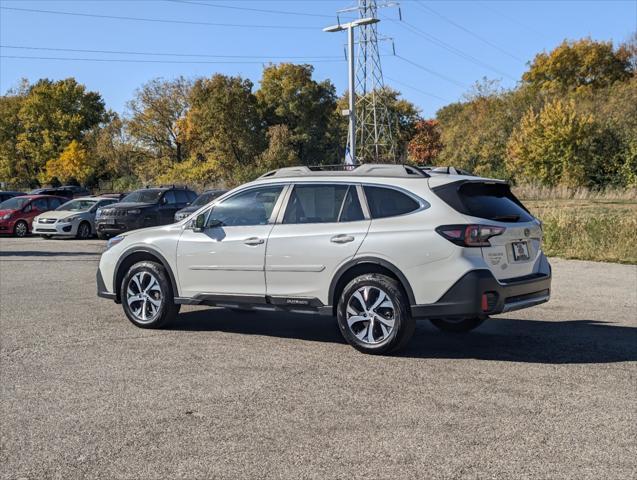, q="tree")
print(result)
[407,119,443,164]
[0,94,25,185]
[257,125,298,172]
[43,140,94,184]
[179,74,265,186]
[523,38,632,92]
[126,77,192,164]
[506,99,599,187]
[436,83,532,178]
[257,64,337,164]
[12,78,105,183]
